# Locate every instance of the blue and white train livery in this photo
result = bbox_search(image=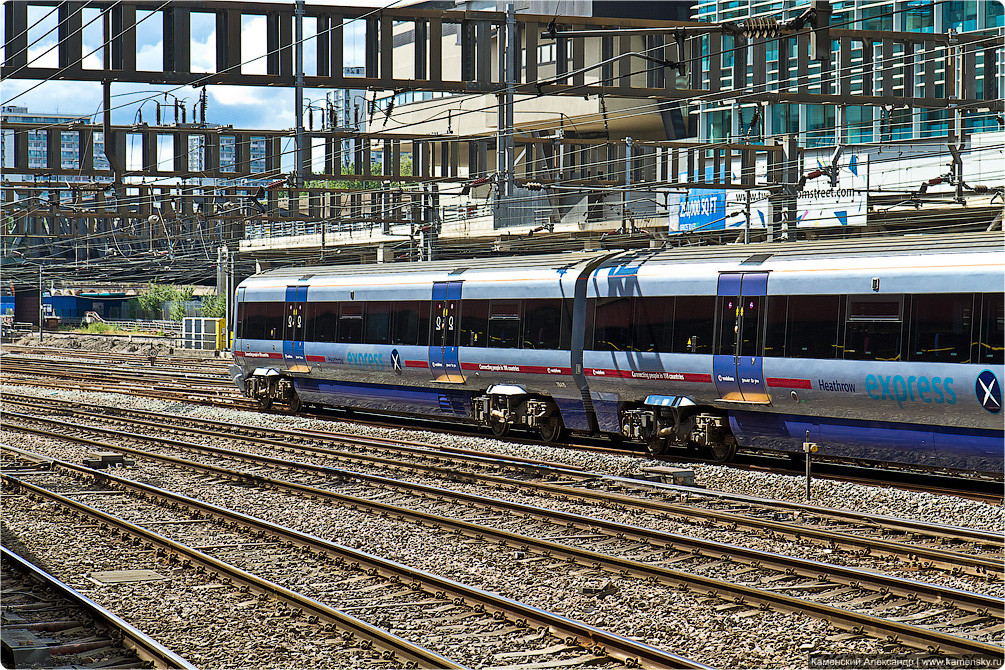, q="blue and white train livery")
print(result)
[230,233,1004,474]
